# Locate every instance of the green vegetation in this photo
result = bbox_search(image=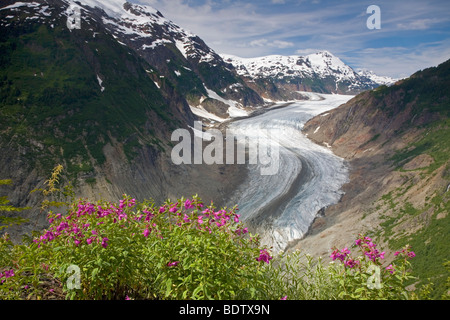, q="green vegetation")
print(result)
[0,18,171,177]
[0,179,29,231]
[372,59,450,118]
[377,176,449,299]
[364,59,450,299]
[0,167,434,300]
[390,119,450,174]
[0,195,424,300]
